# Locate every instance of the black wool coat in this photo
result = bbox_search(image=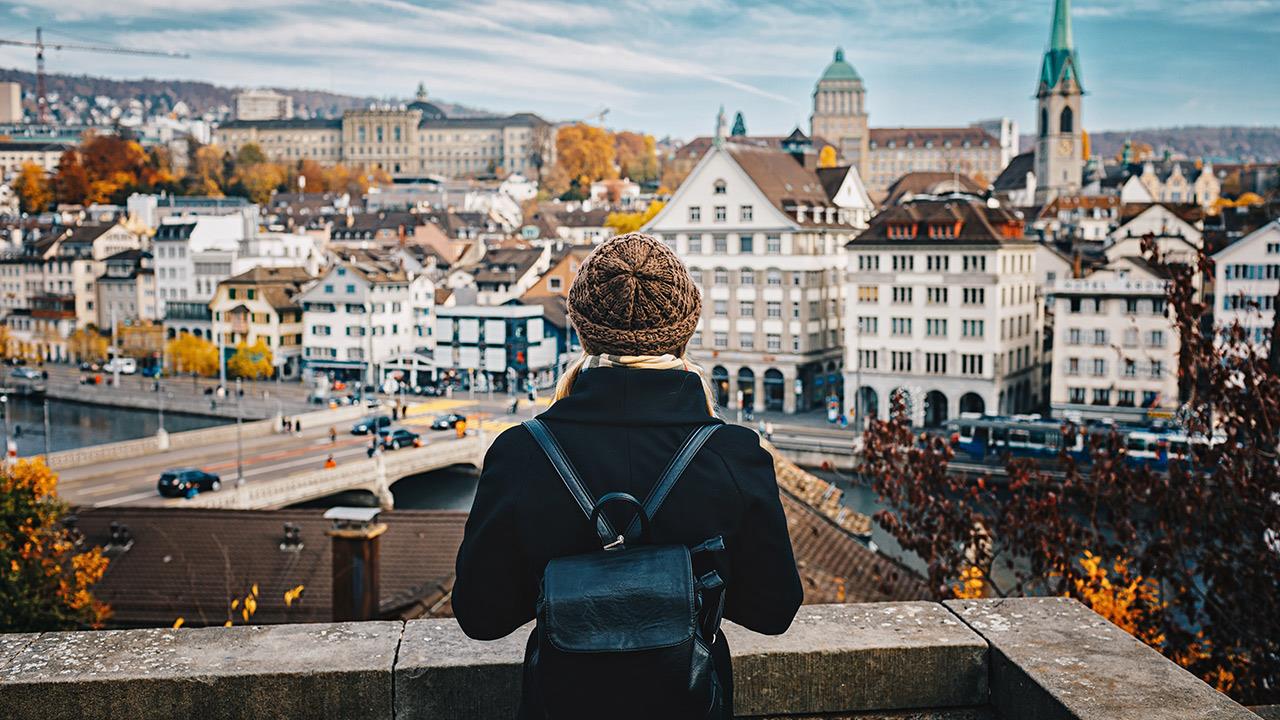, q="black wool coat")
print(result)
[453,366,804,718]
